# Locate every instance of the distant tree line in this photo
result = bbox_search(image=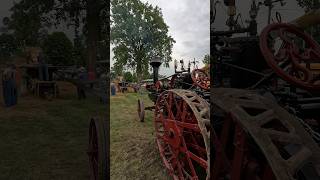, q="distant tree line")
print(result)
[0,0,108,68]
